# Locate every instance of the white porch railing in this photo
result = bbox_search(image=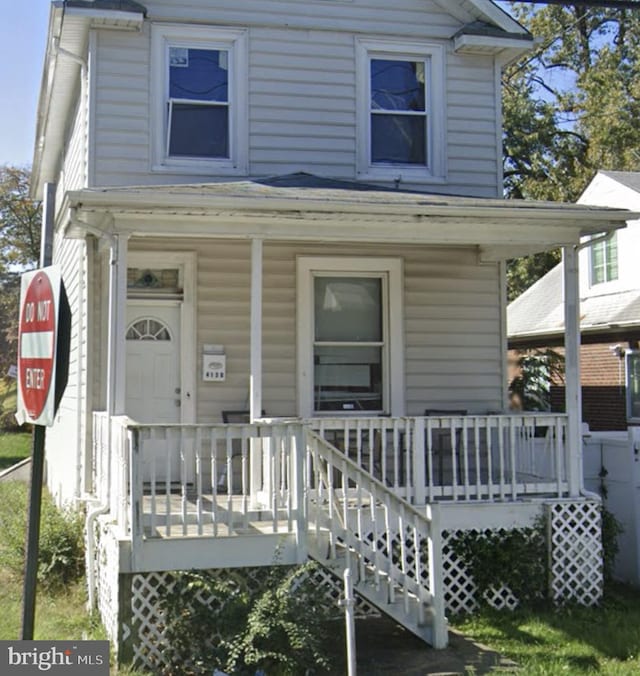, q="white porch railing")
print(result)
[310,414,570,503]
[92,414,305,542]
[92,412,572,542]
